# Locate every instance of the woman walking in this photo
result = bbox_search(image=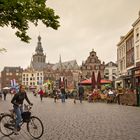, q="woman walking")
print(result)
[38,88,44,101]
